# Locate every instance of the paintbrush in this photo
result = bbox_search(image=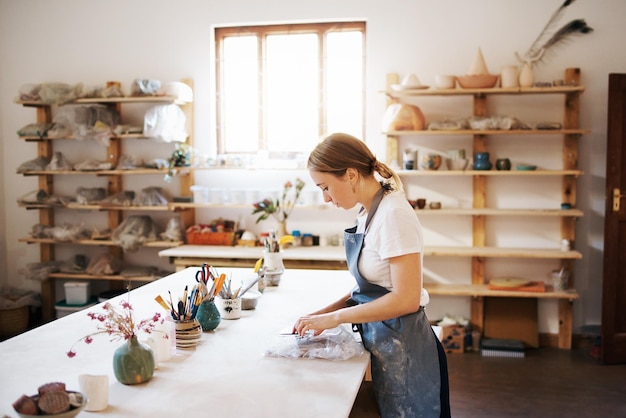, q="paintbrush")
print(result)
[154,294,171,312]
